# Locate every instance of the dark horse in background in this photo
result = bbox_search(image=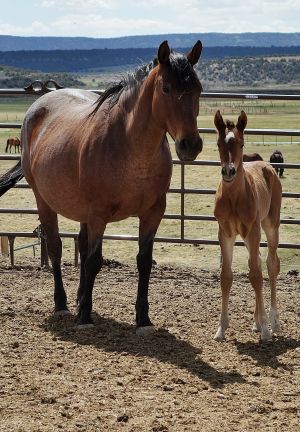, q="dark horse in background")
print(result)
[270,150,284,177]
[0,41,203,334]
[243,152,263,162]
[5,137,21,153]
